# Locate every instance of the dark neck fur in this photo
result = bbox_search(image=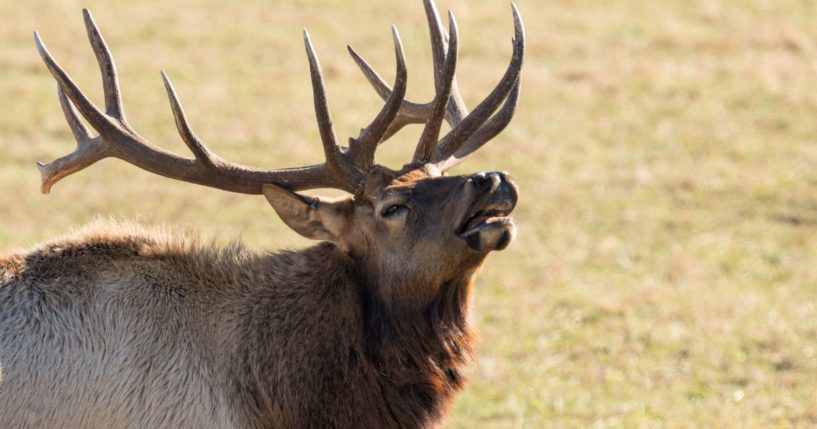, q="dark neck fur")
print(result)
[358,270,478,426]
[238,244,480,428]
